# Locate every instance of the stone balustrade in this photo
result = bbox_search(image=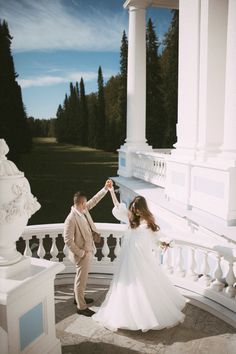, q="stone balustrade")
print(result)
[18,222,236,326]
[19,223,126,274]
[132,150,171,188]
